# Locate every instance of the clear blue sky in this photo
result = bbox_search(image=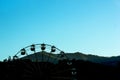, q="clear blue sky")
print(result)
[0,0,120,60]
